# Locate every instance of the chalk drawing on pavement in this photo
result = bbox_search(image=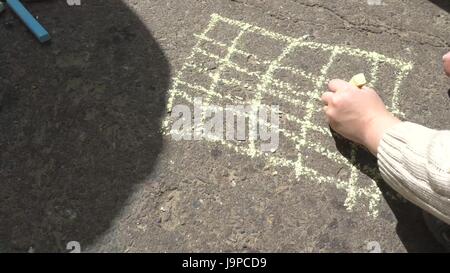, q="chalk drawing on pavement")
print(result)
[162,13,413,217]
